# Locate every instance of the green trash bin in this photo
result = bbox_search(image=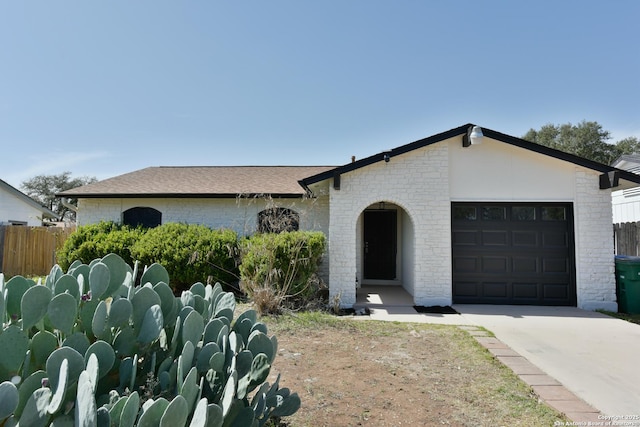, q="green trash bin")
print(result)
[614,255,640,314]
